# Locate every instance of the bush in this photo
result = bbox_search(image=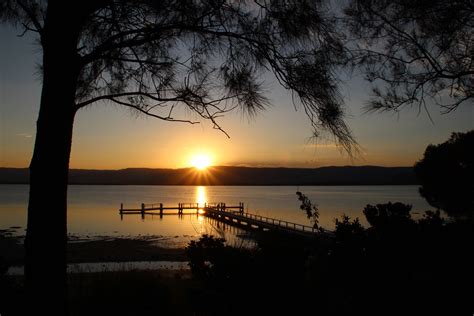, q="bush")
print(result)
[0,255,9,276]
[185,234,255,282]
[415,130,474,218]
[334,214,366,252]
[363,202,414,230]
